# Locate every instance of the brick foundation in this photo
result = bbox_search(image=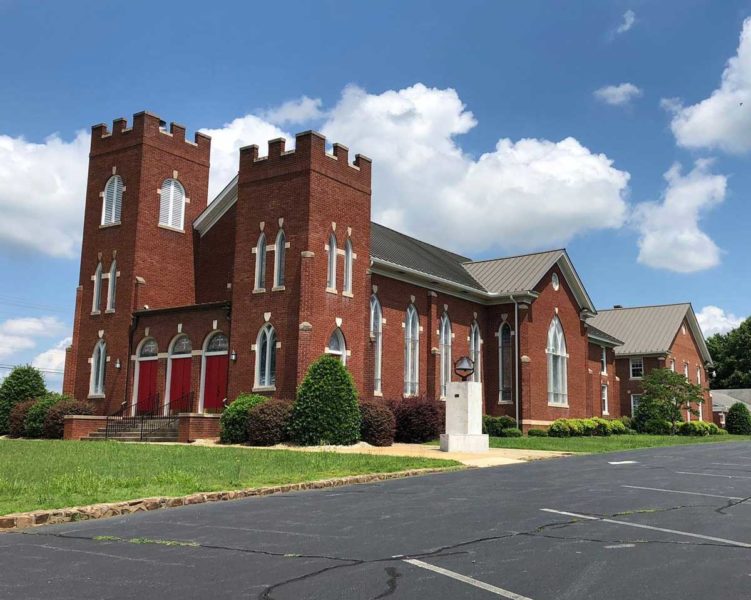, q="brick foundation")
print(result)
[177,413,221,443]
[63,415,108,440]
